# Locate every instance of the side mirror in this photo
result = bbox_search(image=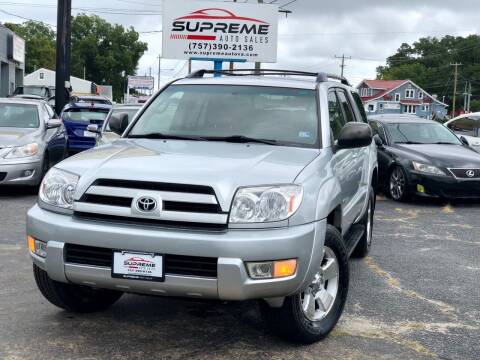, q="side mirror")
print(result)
[373,134,384,148]
[460,136,469,146]
[109,113,129,136]
[86,124,100,134]
[337,122,373,149]
[46,118,62,129]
